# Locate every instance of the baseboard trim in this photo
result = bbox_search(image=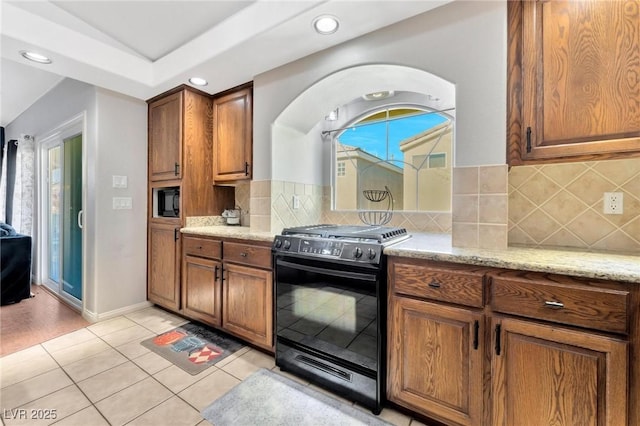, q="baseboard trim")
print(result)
[83,301,153,323]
